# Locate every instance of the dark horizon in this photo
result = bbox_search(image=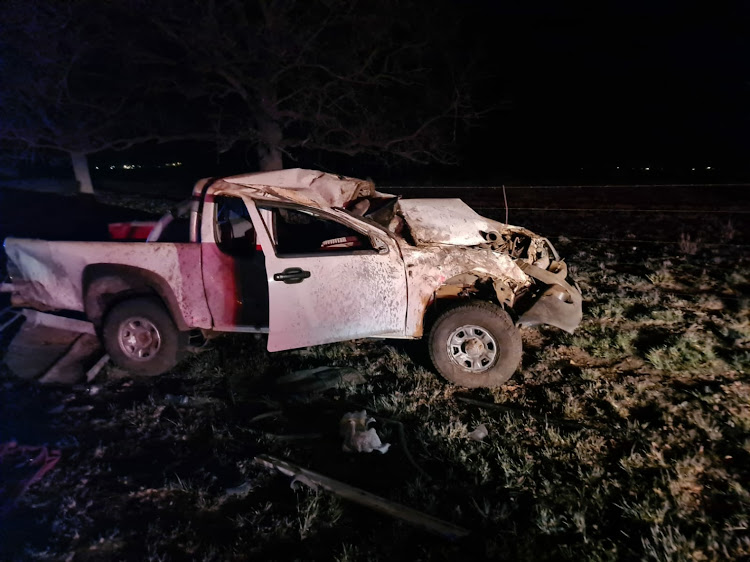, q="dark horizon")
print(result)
[2,2,748,188]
